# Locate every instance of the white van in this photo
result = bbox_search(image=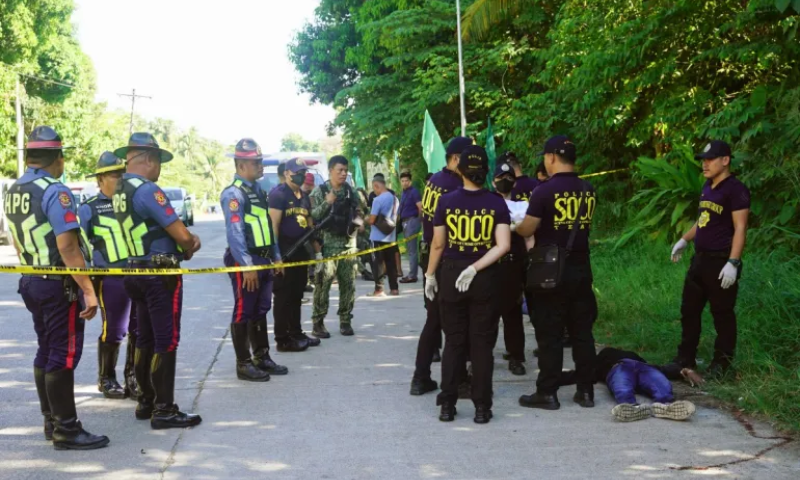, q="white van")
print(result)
[163,187,194,226]
[67,182,99,205]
